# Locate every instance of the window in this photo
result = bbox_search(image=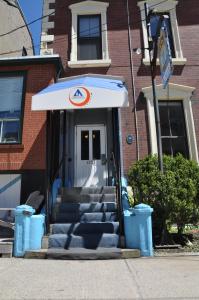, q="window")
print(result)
[137,0,187,65]
[69,1,111,68]
[0,74,25,144]
[78,15,102,60]
[142,83,198,162]
[159,101,189,157]
[150,13,175,58]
